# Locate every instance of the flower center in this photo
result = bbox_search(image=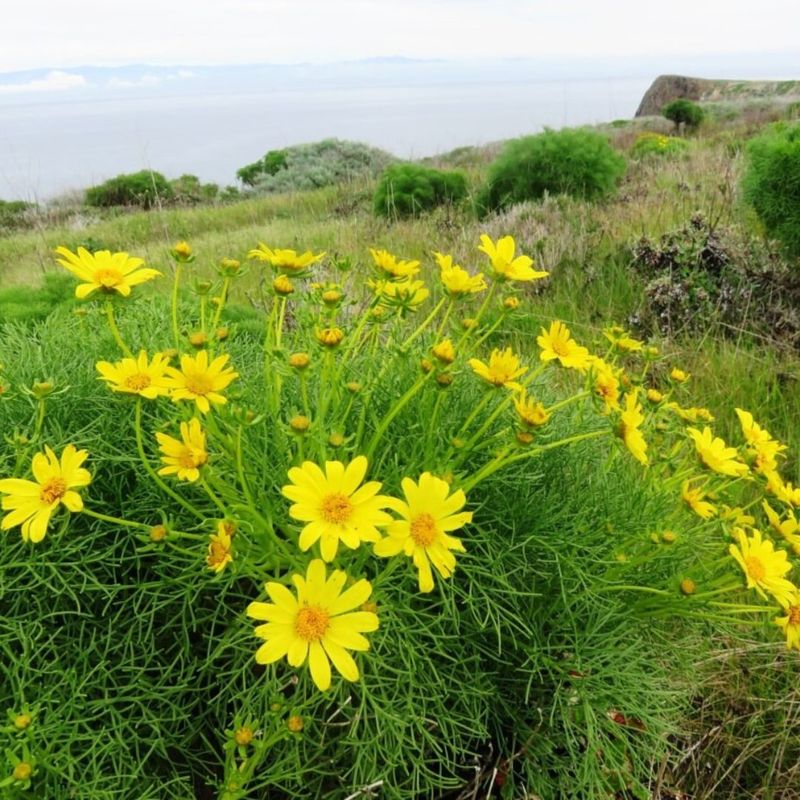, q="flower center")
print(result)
[788,605,800,626]
[39,477,67,505]
[745,556,766,582]
[208,539,231,567]
[124,373,151,391]
[320,493,353,524]
[185,373,213,396]
[95,268,123,288]
[551,340,571,357]
[179,447,207,469]
[410,513,438,547]
[295,605,330,641]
